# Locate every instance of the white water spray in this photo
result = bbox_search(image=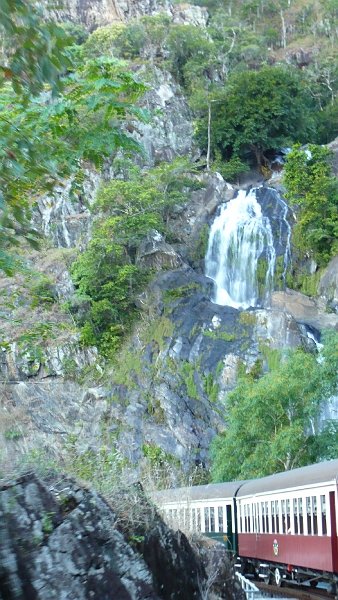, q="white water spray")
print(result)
[205,189,276,309]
